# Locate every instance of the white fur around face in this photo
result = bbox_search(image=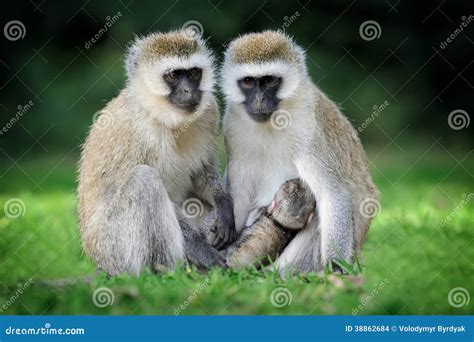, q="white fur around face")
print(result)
[140,52,215,97]
[128,52,215,129]
[221,60,303,104]
[224,86,316,231]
